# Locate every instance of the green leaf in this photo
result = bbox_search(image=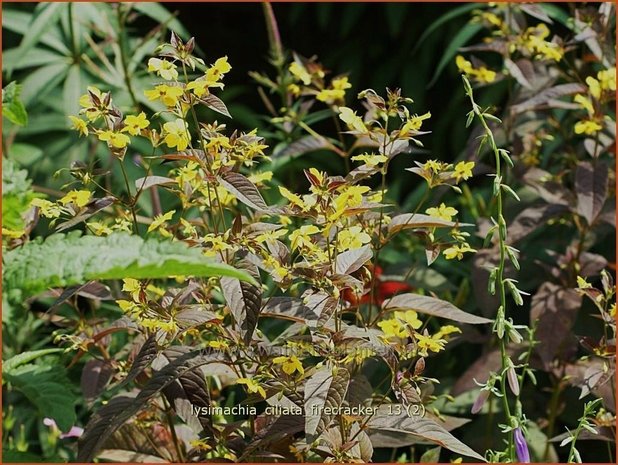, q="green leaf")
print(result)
[4,363,76,432]
[5,3,66,76]
[2,232,256,303]
[412,3,482,55]
[2,82,28,126]
[1,8,68,55]
[427,22,483,88]
[130,3,192,40]
[1,449,43,463]
[2,349,63,375]
[7,143,44,165]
